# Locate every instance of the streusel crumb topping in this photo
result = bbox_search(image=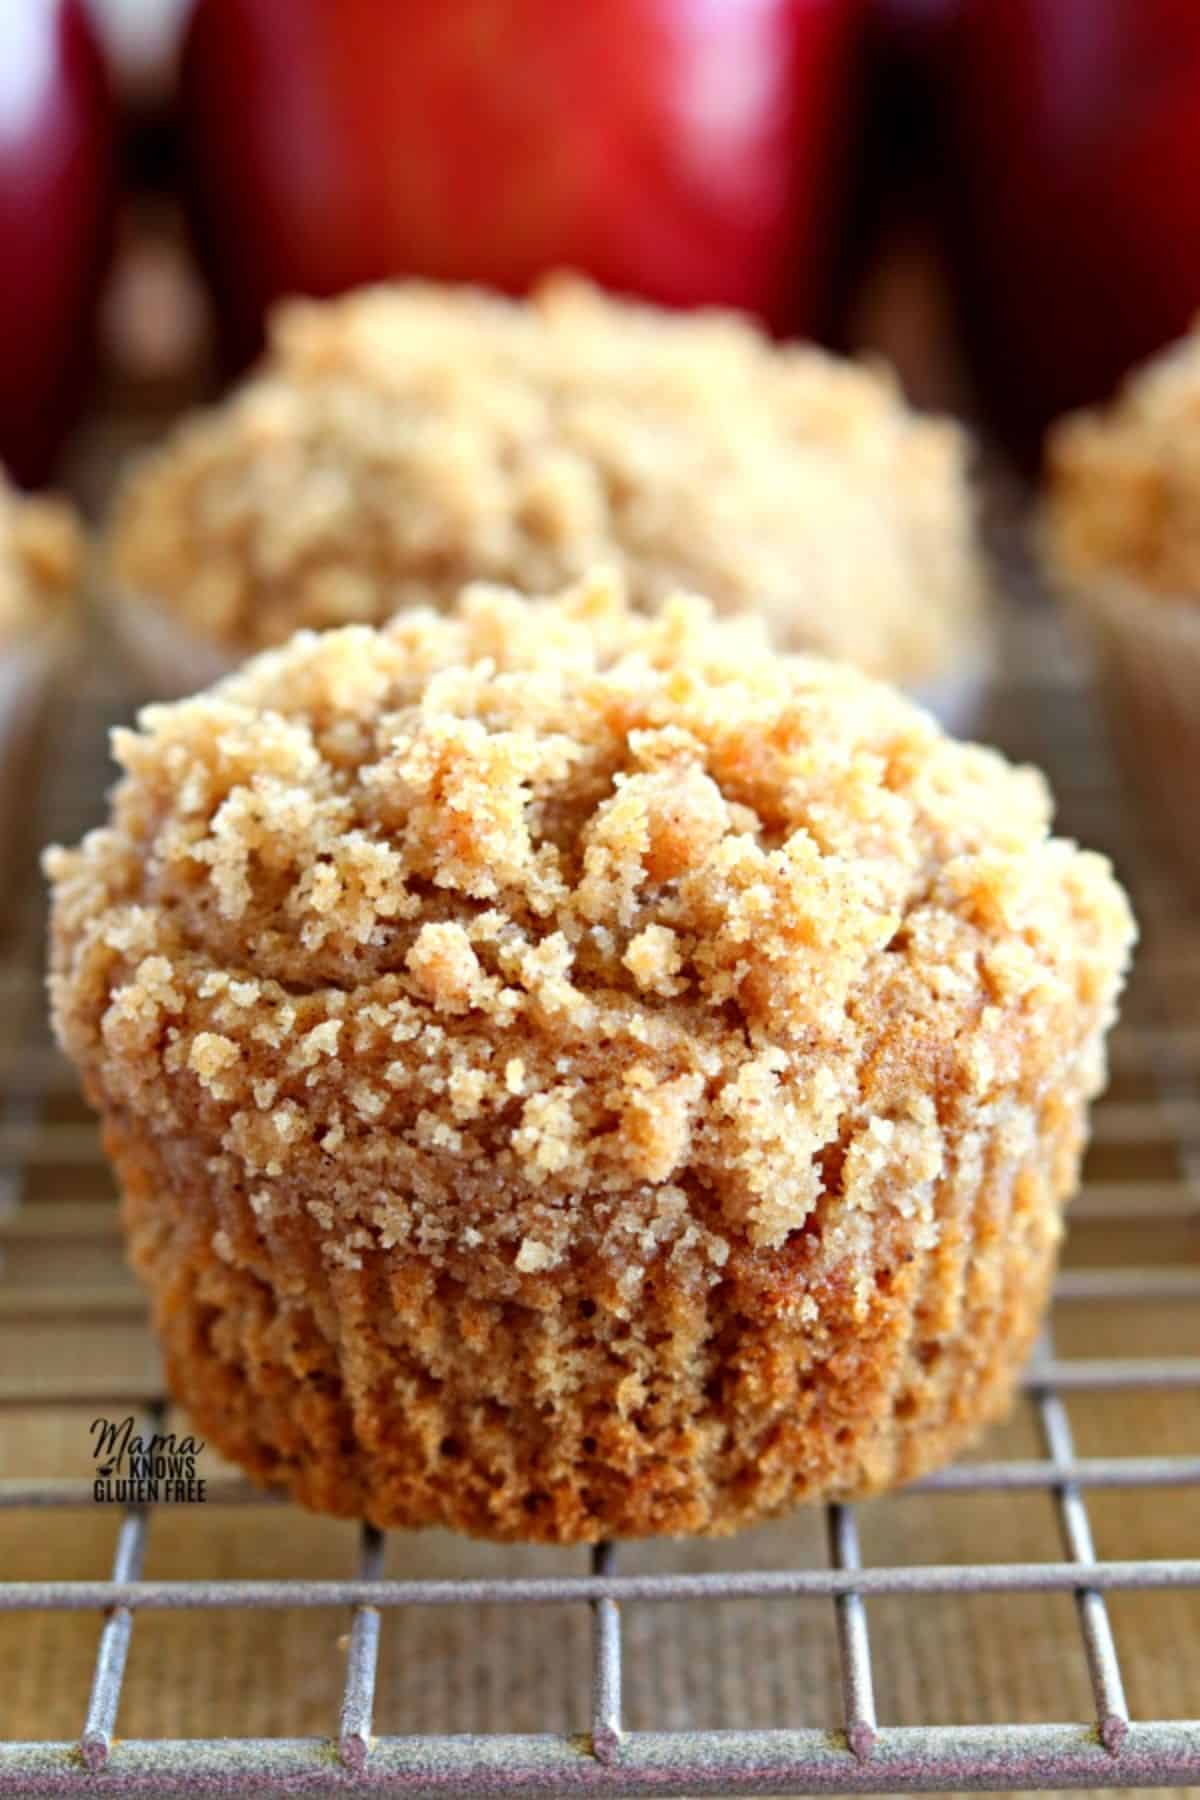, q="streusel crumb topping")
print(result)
[0,472,81,643]
[1047,321,1200,600]
[108,276,981,683]
[47,573,1132,1310]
